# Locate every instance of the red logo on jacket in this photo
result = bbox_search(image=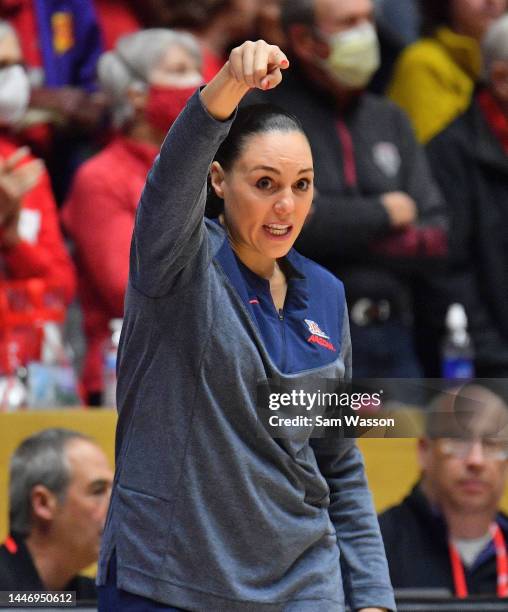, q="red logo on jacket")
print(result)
[304,319,336,352]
